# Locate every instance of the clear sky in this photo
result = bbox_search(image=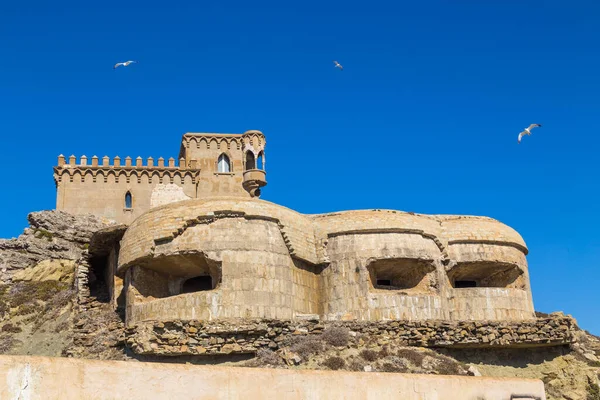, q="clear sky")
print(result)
[1,1,598,333]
